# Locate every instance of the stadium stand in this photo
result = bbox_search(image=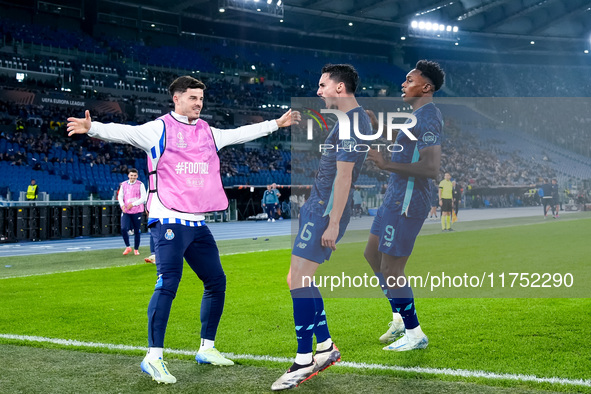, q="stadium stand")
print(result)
[1,16,590,202]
